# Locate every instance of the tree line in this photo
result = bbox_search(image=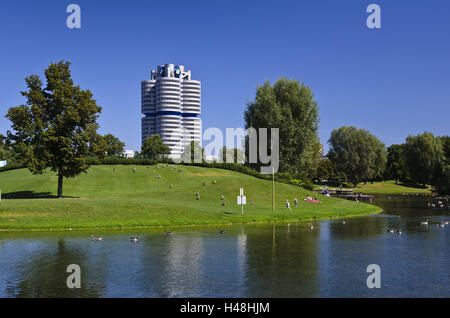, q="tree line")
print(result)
[1,61,448,196]
[241,78,448,194]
